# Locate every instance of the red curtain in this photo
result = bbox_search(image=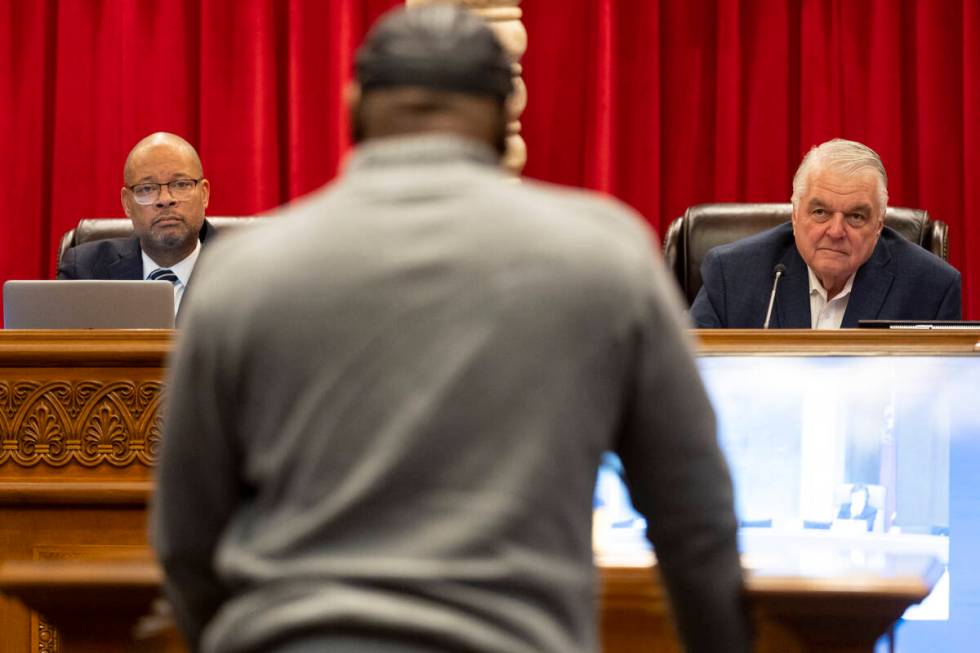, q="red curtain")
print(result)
[521,0,980,319]
[2,0,978,318]
[0,0,400,290]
